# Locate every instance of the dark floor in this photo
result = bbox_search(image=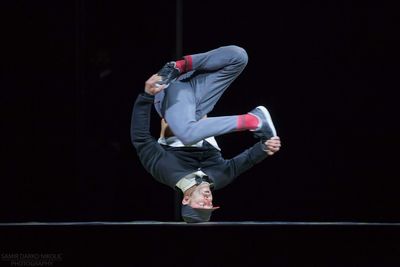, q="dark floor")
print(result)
[1,221,400,267]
